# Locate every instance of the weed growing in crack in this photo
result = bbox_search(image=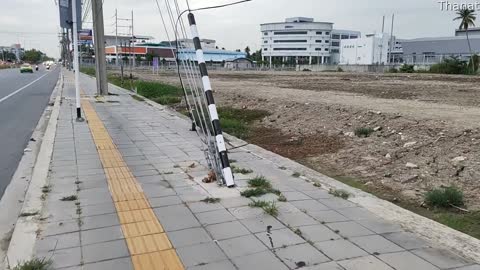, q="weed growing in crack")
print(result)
[248,176,271,189]
[249,200,278,217]
[329,189,351,200]
[60,195,78,201]
[231,165,253,175]
[19,211,39,217]
[41,185,52,194]
[201,197,221,204]
[292,172,301,178]
[278,194,287,202]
